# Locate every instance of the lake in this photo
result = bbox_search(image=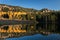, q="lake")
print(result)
[0,23,60,40]
[6,34,60,40]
